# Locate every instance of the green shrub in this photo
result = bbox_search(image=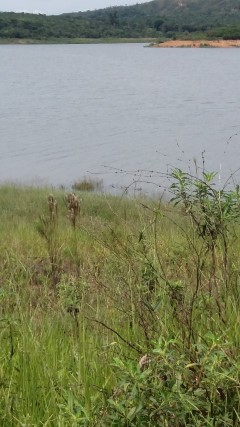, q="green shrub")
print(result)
[72,177,103,192]
[102,335,240,426]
